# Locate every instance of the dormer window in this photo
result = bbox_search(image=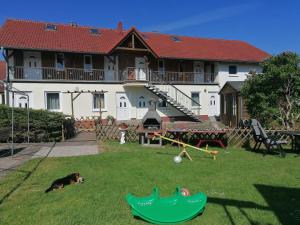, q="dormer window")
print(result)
[45,24,57,31]
[90,28,99,35]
